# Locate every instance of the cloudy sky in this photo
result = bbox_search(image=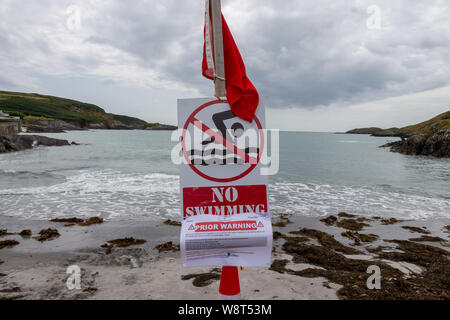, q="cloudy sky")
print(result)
[1,0,449,131]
